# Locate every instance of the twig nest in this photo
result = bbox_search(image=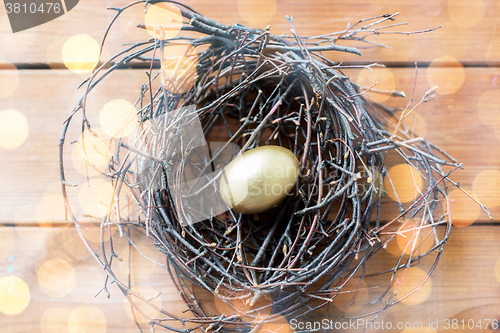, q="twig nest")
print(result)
[219,145,300,214]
